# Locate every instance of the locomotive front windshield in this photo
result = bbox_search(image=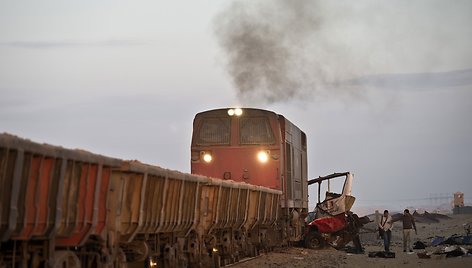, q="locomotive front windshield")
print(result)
[196,117,231,145]
[240,117,275,145]
[195,115,275,146]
